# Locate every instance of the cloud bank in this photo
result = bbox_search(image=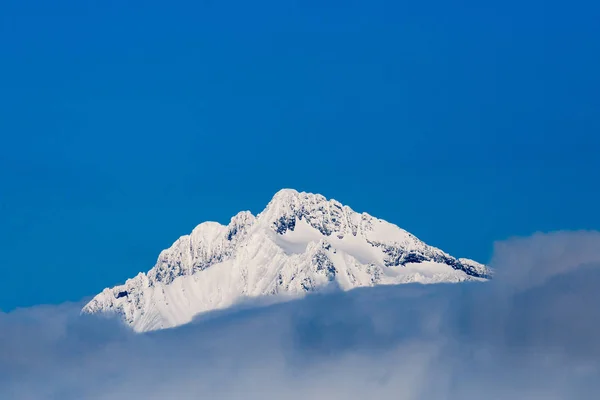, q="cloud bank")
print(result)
[1,231,600,399]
